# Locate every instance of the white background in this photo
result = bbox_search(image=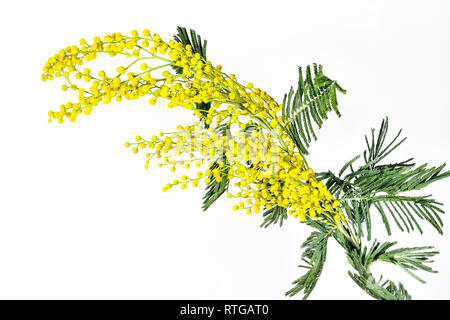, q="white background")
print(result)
[1,0,449,299]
